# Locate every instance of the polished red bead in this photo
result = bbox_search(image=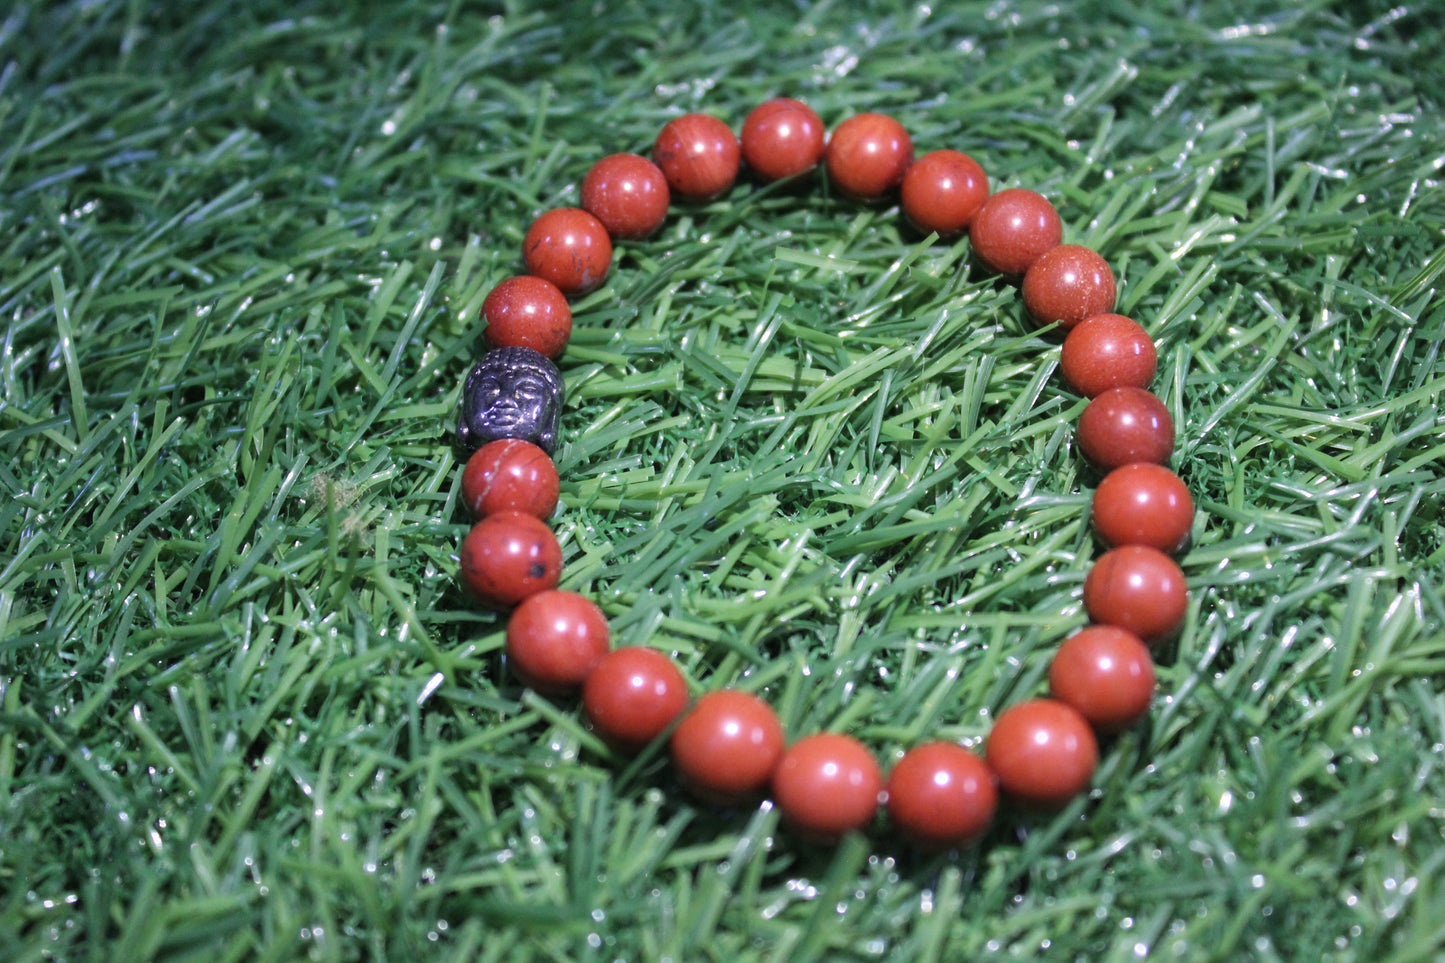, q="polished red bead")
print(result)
[583,647,690,752]
[1049,626,1156,732]
[772,733,882,840]
[1092,462,1194,553]
[901,149,989,237]
[886,742,998,847]
[1083,544,1189,643]
[458,510,562,609]
[968,188,1063,277]
[741,97,826,182]
[985,698,1098,809]
[481,276,573,359]
[1060,313,1157,397]
[1022,244,1117,331]
[653,113,740,201]
[581,152,670,240]
[670,690,784,804]
[1077,386,1175,469]
[460,438,560,520]
[825,112,914,199]
[523,207,612,296]
[505,590,609,693]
